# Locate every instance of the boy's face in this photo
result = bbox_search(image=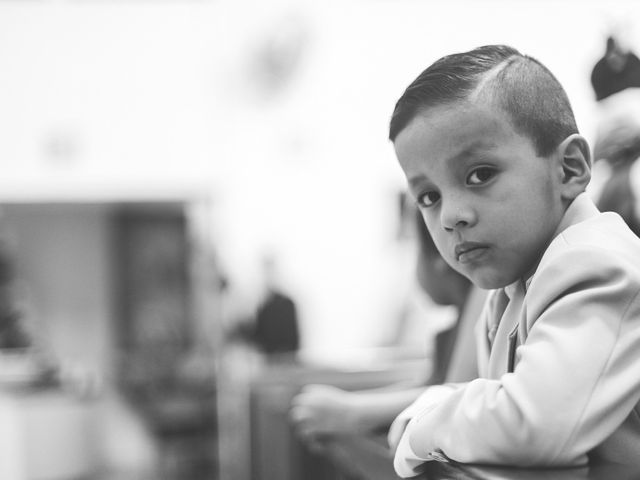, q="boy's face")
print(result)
[394,100,566,289]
